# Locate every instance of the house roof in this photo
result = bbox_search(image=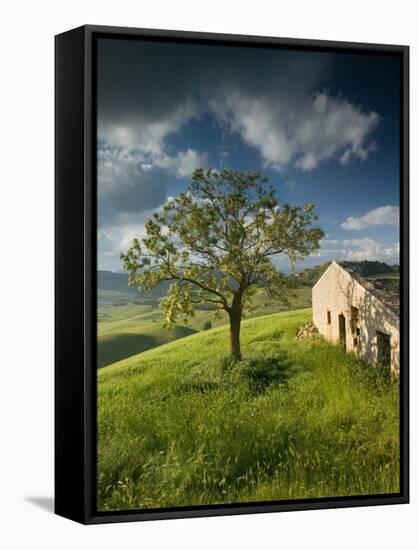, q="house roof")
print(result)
[337,261,400,317]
